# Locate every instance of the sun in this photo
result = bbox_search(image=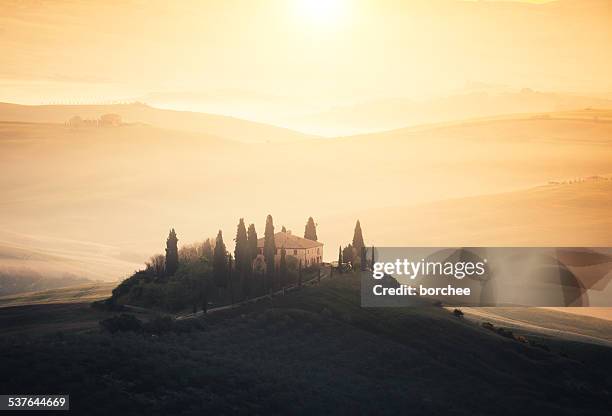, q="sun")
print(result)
[293,0,348,26]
